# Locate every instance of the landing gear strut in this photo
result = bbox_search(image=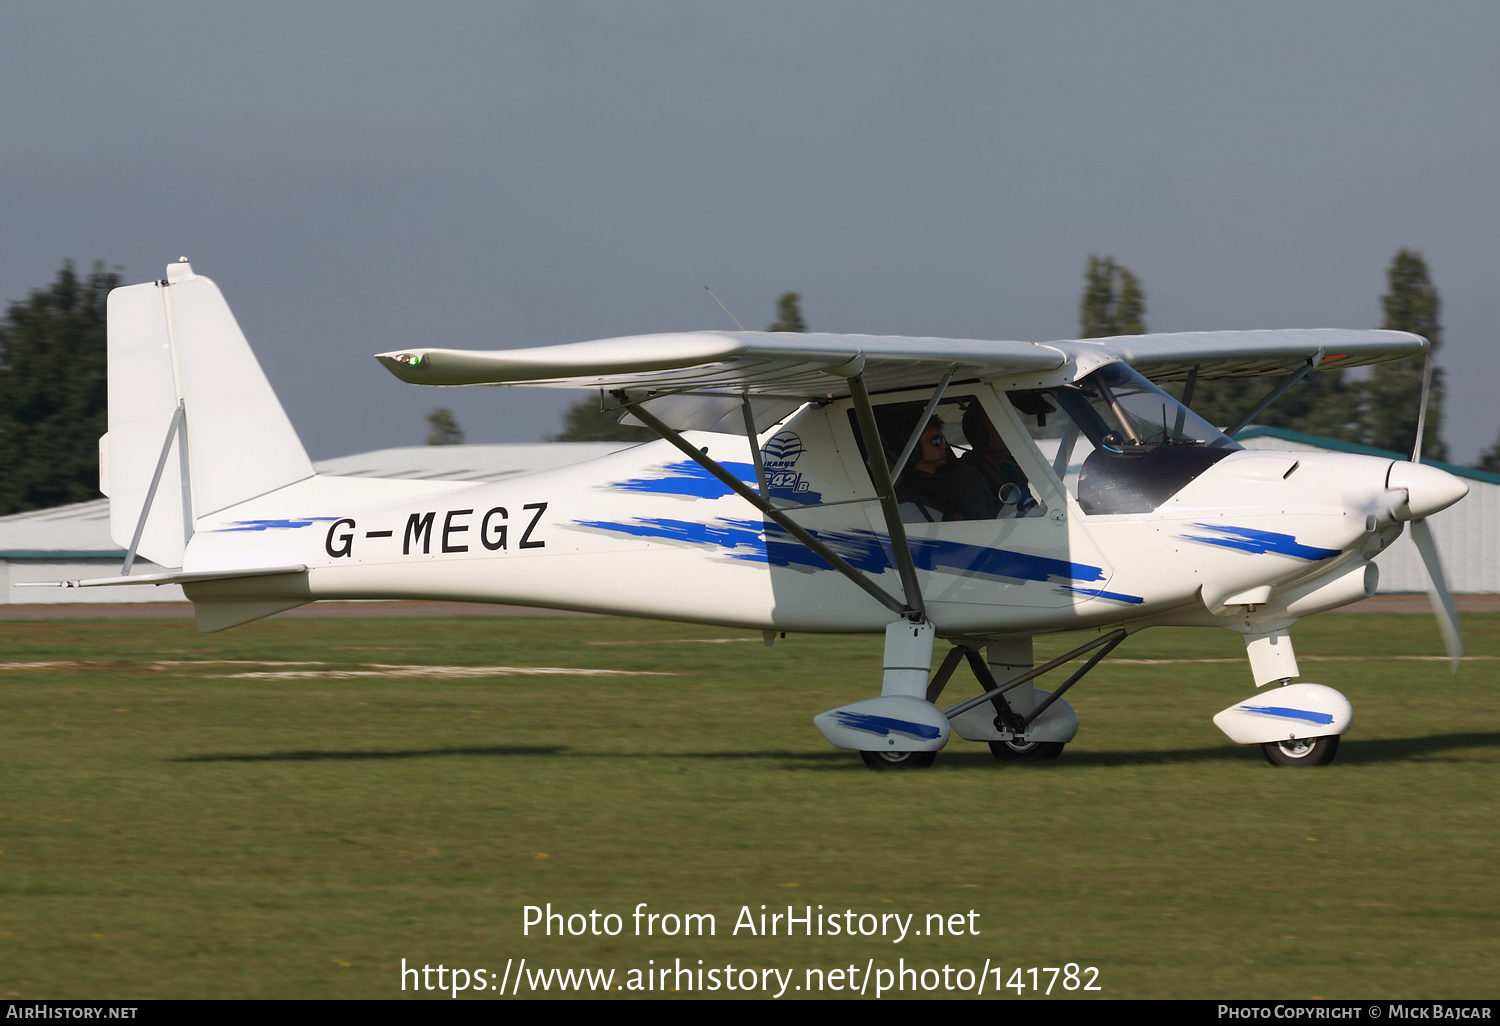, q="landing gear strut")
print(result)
[936,630,1126,766]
